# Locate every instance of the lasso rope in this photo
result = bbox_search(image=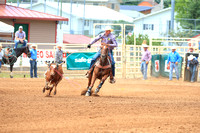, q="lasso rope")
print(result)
[2,47,17,65]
